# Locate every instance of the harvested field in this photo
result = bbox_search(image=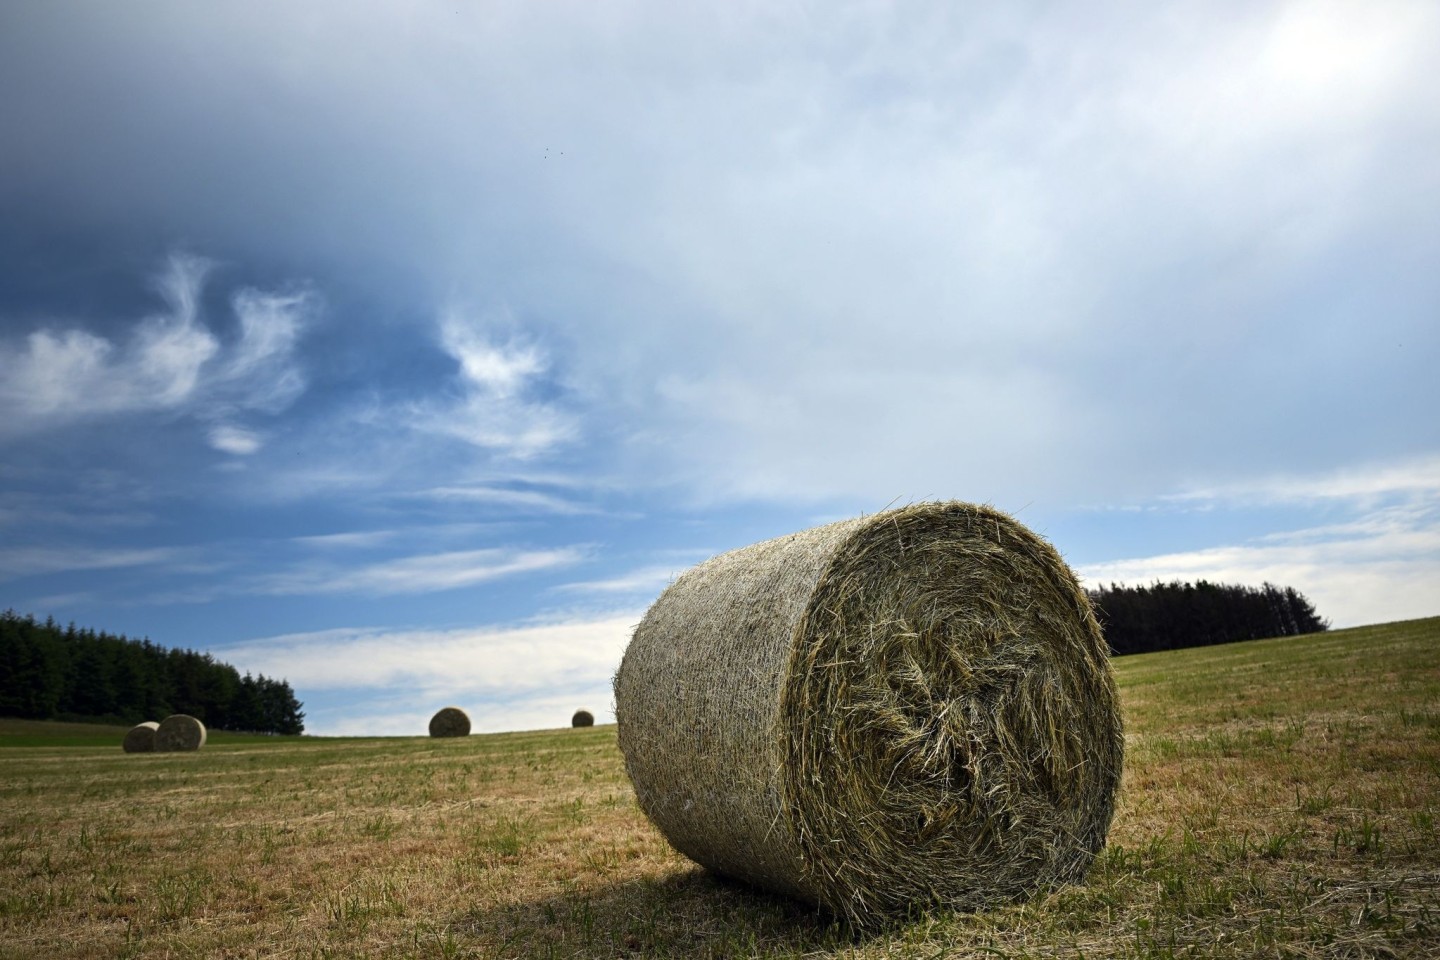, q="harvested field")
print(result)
[1,617,1437,959]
